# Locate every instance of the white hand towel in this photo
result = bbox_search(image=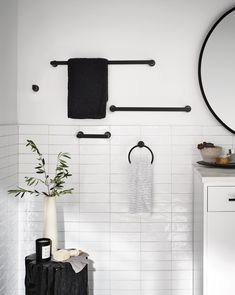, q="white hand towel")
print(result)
[129,154,153,214]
